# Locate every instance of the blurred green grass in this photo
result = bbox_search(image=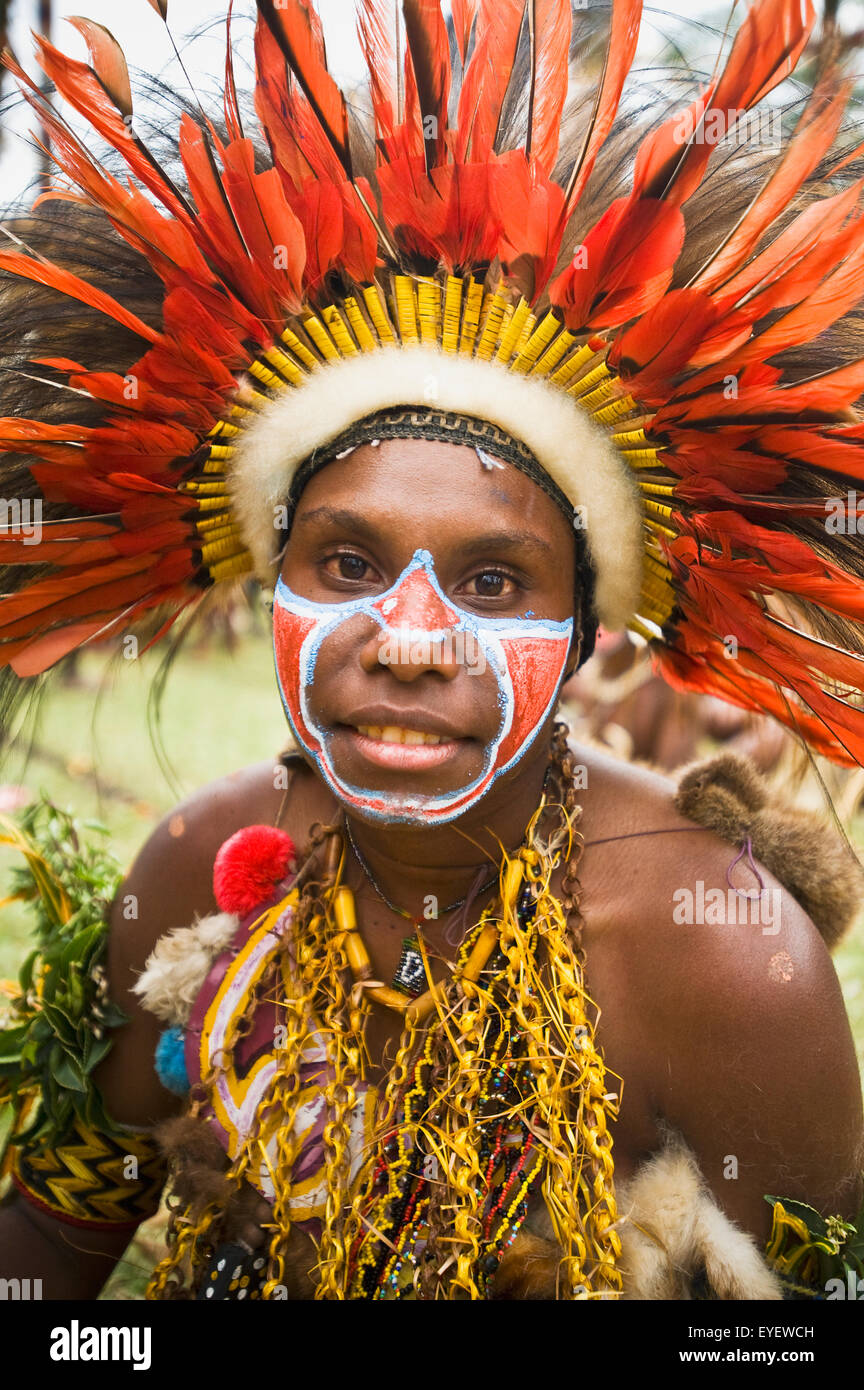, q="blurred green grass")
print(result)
[0,629,862,1296]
